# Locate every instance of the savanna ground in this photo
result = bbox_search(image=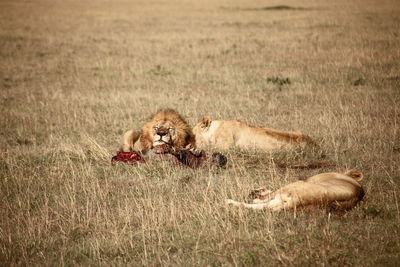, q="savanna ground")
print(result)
[1,0,399,265]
